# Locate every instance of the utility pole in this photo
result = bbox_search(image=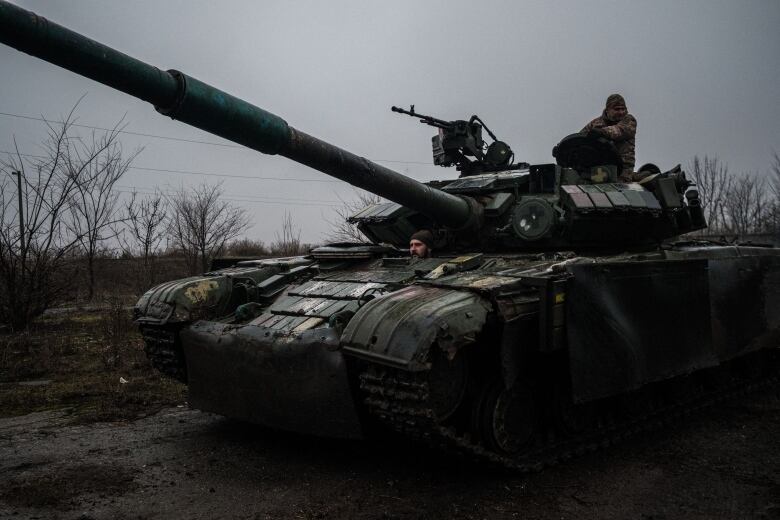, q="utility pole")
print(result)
[11,170,23,251]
